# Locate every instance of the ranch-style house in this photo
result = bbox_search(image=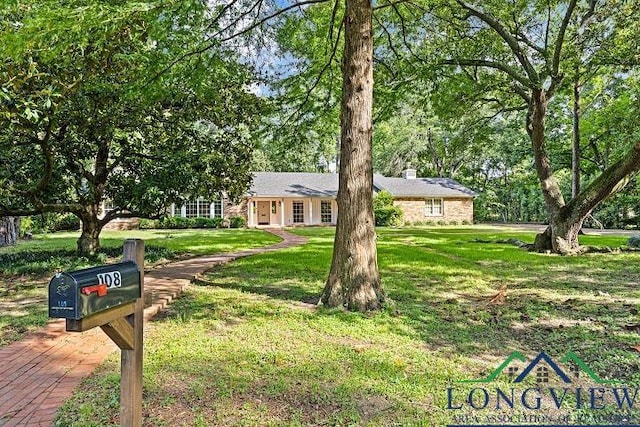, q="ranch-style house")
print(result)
[168,169,476,227]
